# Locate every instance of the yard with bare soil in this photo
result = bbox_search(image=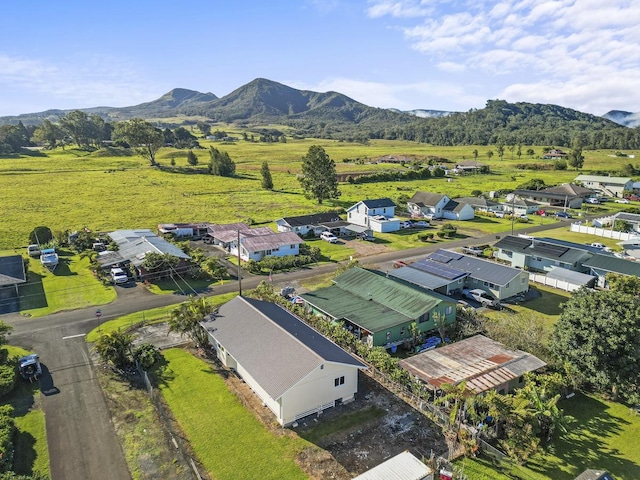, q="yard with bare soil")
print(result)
[221,357,447,477]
